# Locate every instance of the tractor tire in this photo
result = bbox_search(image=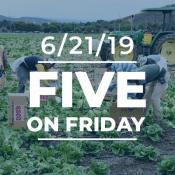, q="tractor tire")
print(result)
[152,34,175,66]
